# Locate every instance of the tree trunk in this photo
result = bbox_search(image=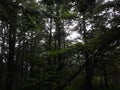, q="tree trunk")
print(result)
[84,54,94,90]
[6,2,17,90]
[82,12,93,90]
[6,23,16,90]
